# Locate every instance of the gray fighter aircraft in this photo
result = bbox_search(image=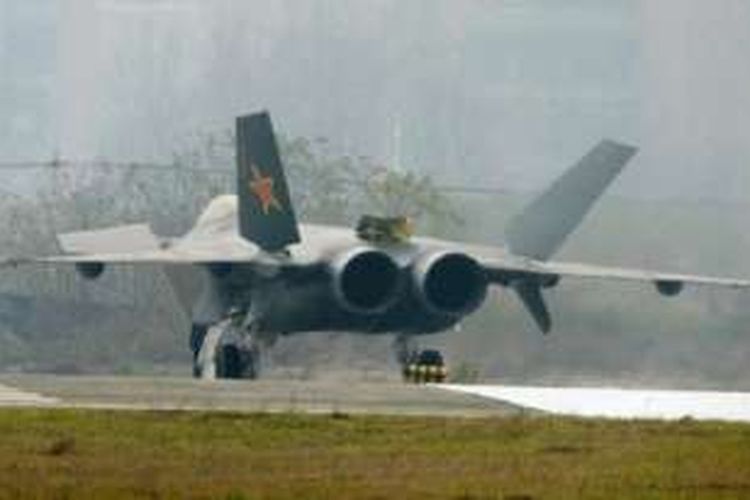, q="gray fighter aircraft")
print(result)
[12,112,750,378]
